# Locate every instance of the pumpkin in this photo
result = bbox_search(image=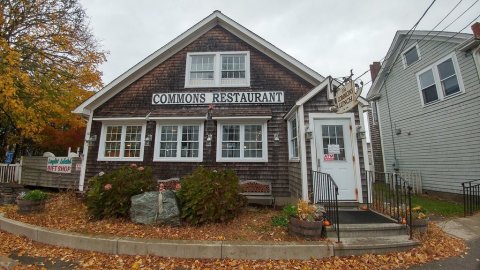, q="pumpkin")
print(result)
[400,218,407,224]
[323,219,331,226]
